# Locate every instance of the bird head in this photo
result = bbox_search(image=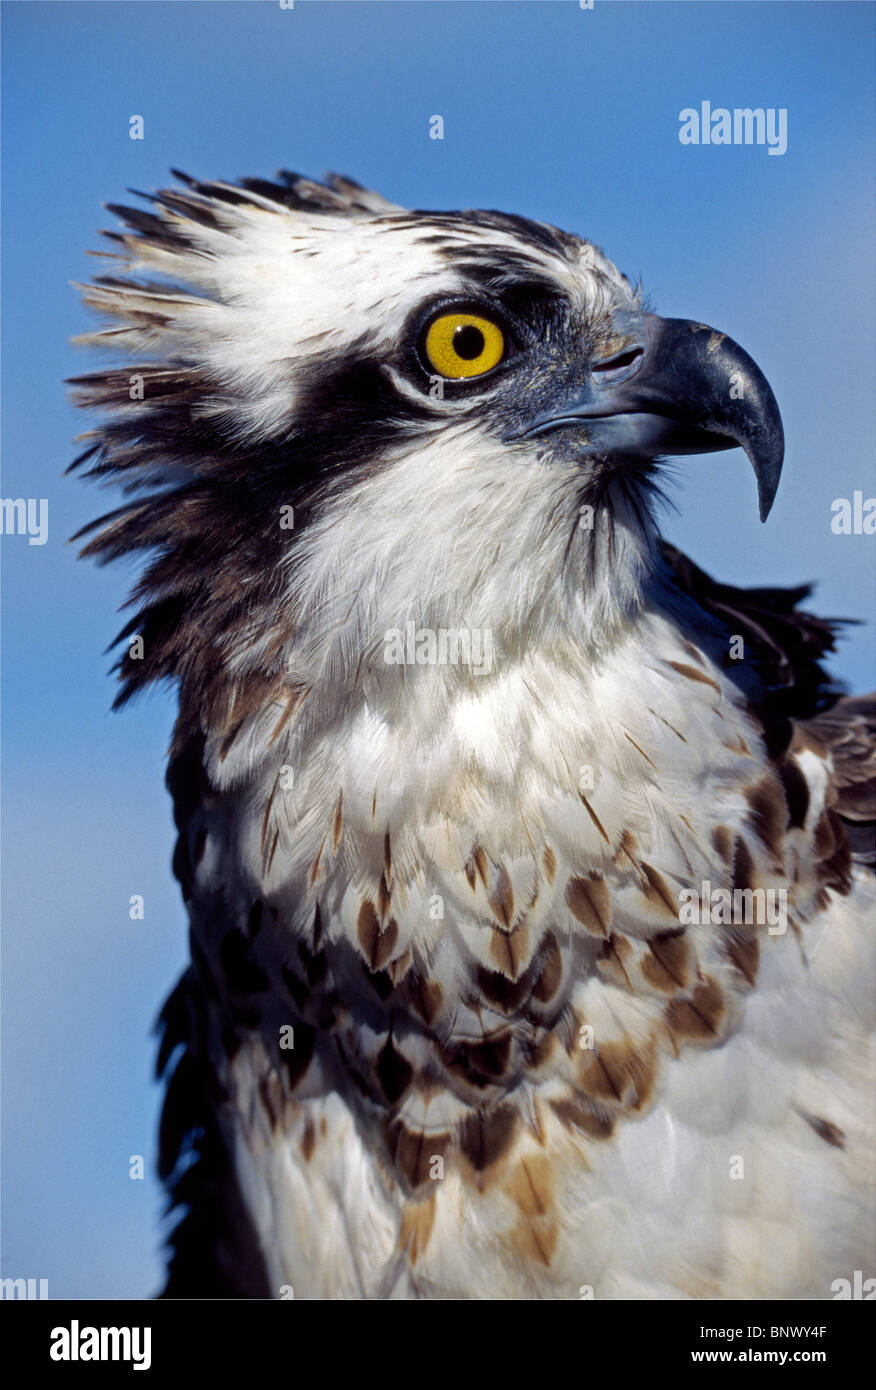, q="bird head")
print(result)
[70,171,783,705]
